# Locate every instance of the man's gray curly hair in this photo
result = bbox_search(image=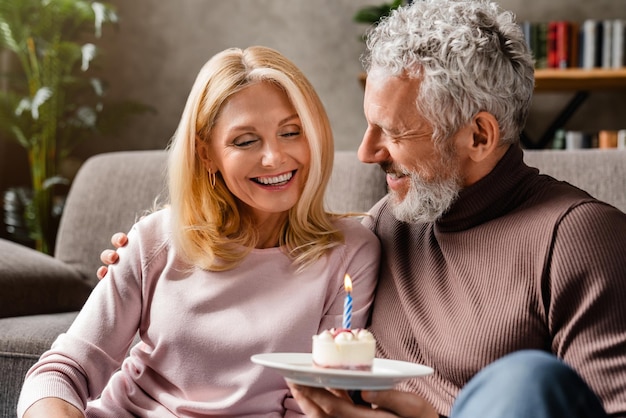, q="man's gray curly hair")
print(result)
[362,0,535,145]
